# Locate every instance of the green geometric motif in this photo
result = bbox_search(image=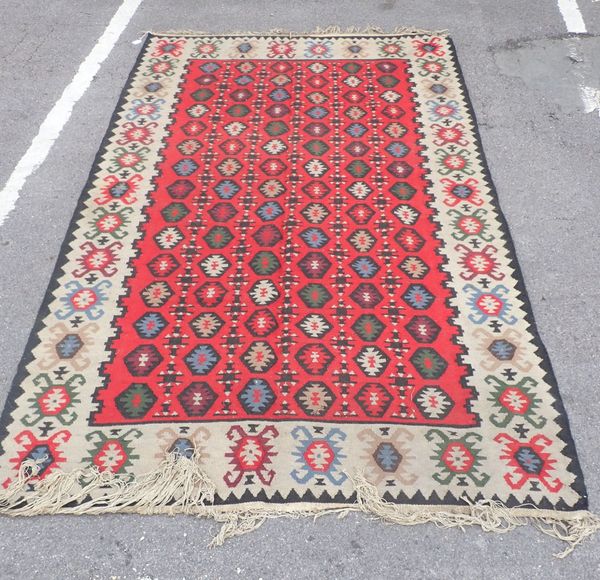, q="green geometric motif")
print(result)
[298,283,333,308]
[22,373,83,427]
[352,314,386,341]
[486,375,546,429]
[426,430,490,487]
[115,383,157,419]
